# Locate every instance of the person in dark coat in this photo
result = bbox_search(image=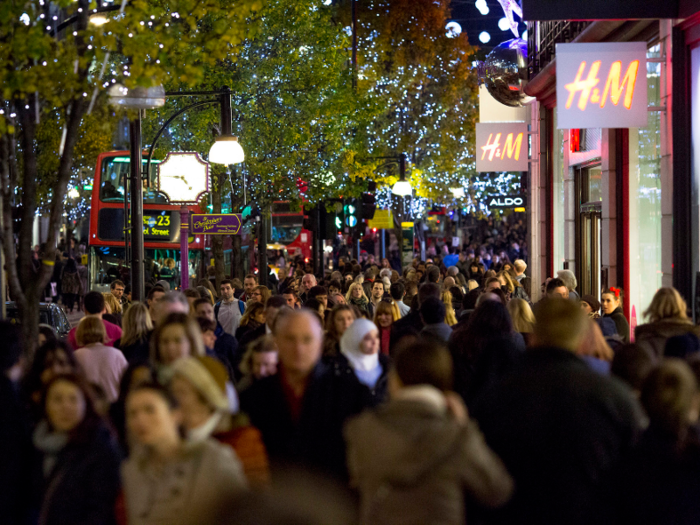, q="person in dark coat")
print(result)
[473,299,643,525]
[617,359,700,525]
[240,309,367,481]
[419,296,453,343]
[32,374,121,525]
[194,298,241,382]
[601,287,630,343]
[0,322,32,524]
[389,283,441,353]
